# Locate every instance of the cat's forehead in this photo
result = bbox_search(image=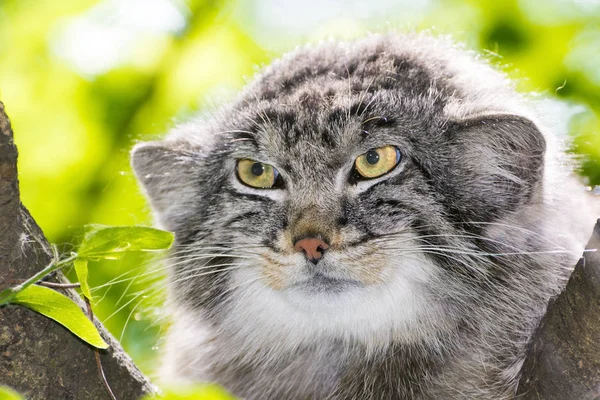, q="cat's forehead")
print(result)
[171,34,520,162]
[243,36,451,105]
[225,39,449,160]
